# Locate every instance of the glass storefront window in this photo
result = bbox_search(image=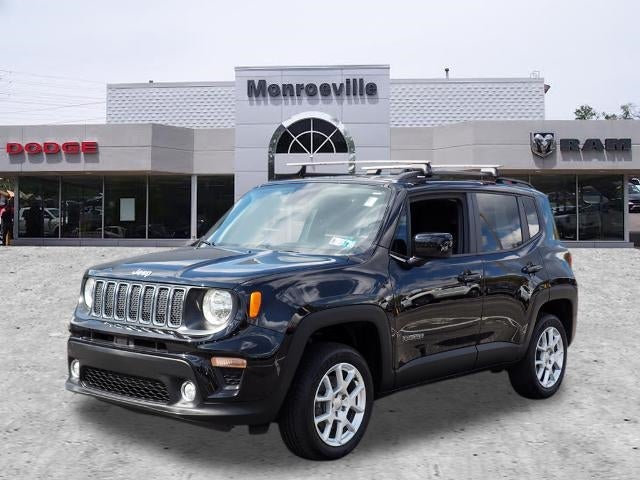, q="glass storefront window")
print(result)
[61,176,103,238]
[529,174,625,241]
[18,177,60,238]
[530,175,577,240]
[196,175,234,237]
[148,176,191,238]
[578,175,624,240]
[104,177,147,238]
